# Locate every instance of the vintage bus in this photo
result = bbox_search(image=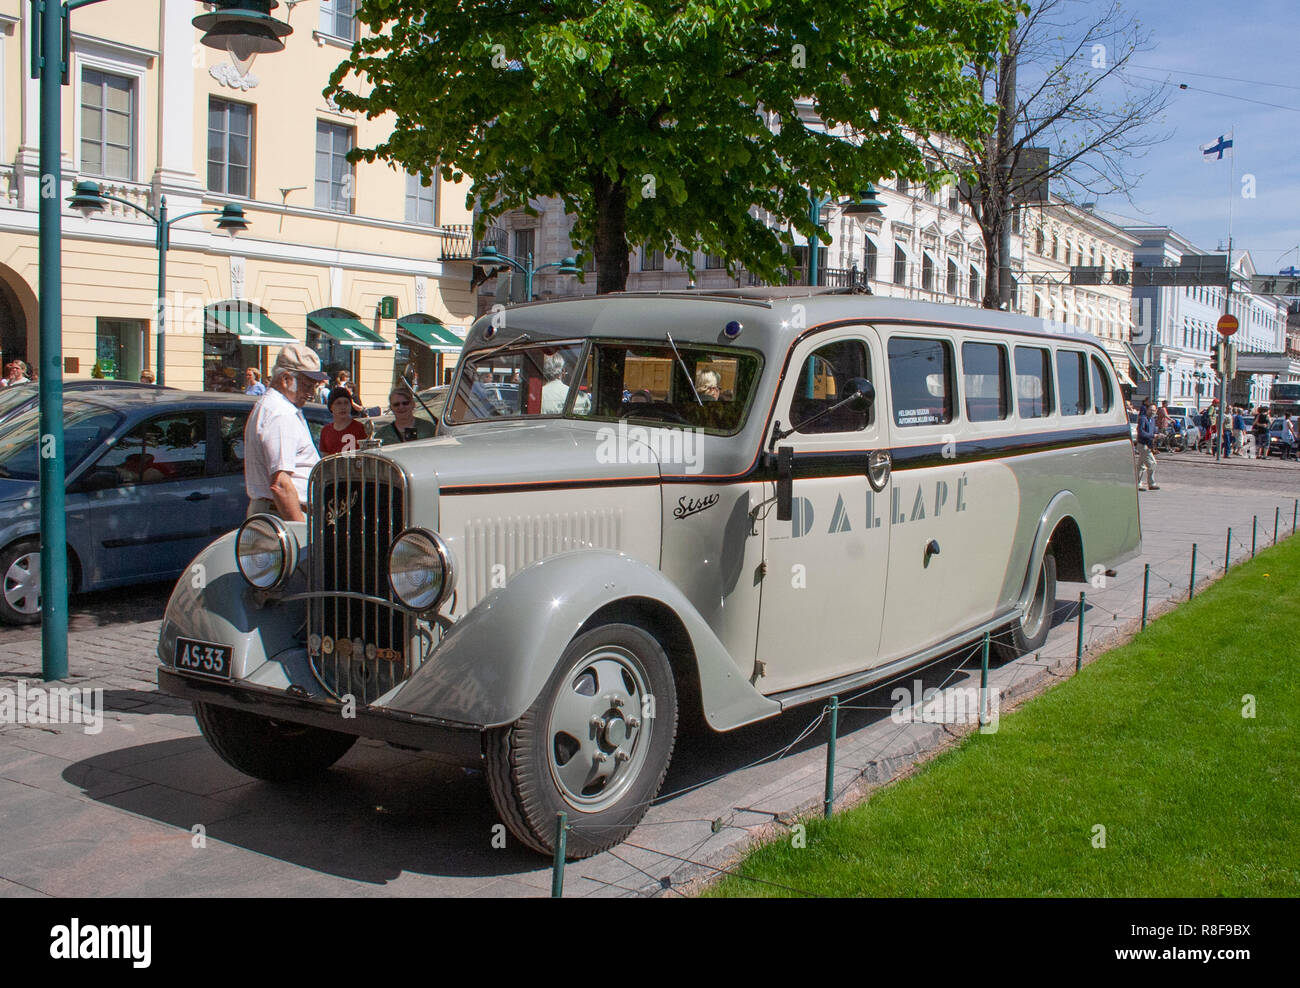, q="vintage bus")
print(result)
[157,289,1142,857]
